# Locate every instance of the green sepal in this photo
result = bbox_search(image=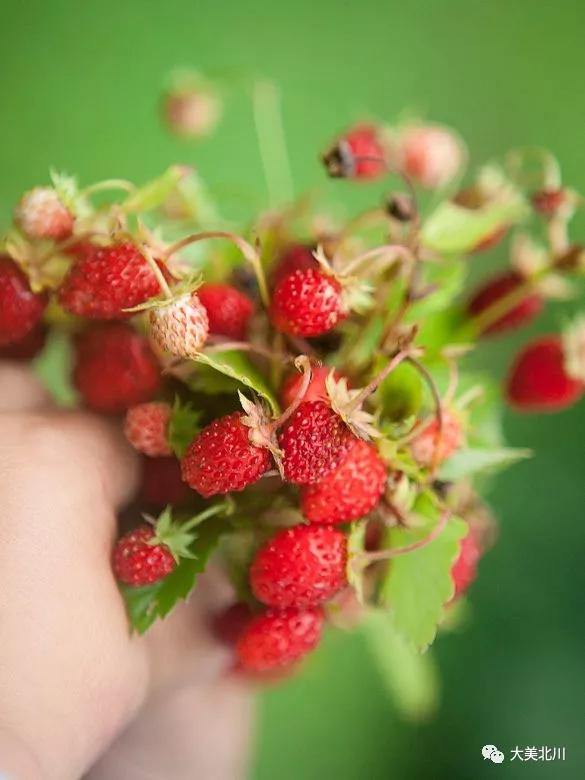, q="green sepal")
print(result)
[168,398,202,458]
